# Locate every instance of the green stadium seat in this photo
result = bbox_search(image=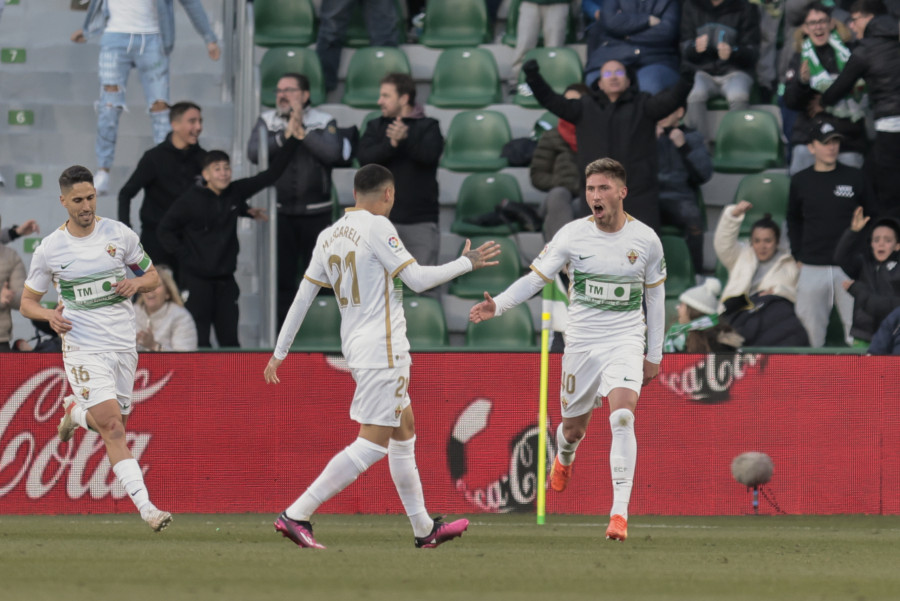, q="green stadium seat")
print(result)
[403,296,450,349]
[450,172,524,236]
[344,0,407,47]
[513,47,583,109]
[664,297,681,332]
[254,0,316,47]
[706,84,761,110]
[732,173,791,237]
[660,235,695,299]
[331,181,341,222]
[259,47,325,107]
[341,47,411,108]
[501,0,577,47]
[428,48,502,108]
[465,303,536,349]
[449,236,522,299]
[533,111,559,139]
[419,0,490,48]
[713,110,784,173]
[292,296,342,351]
[440,110,511,172]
